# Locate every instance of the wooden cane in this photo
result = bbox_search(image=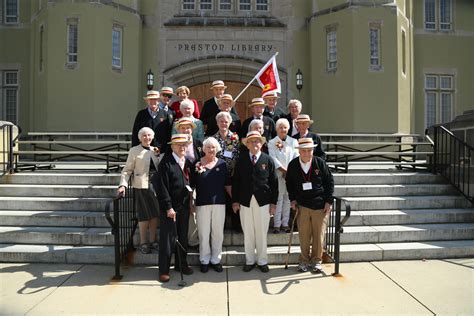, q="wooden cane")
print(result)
[284,206,299,269]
